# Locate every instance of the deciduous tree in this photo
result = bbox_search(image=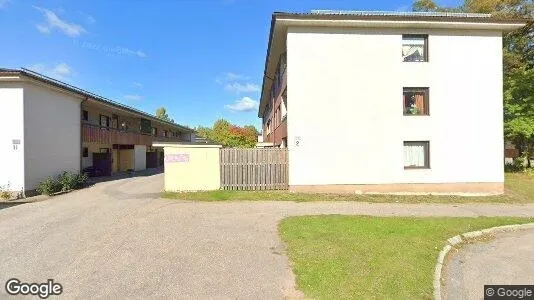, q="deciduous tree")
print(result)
[155,107,174,123]
[196,119,259,148]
